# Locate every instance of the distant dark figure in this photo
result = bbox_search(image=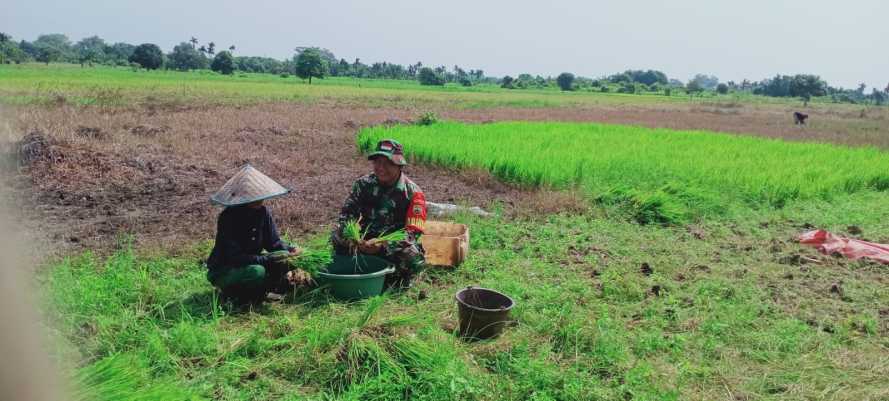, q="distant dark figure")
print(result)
[794,112,809,125]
